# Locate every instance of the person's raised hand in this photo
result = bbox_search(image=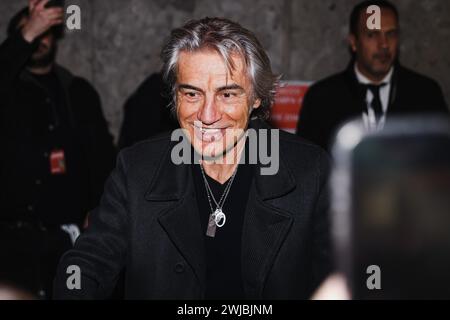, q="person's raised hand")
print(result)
[21,0,64,43]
